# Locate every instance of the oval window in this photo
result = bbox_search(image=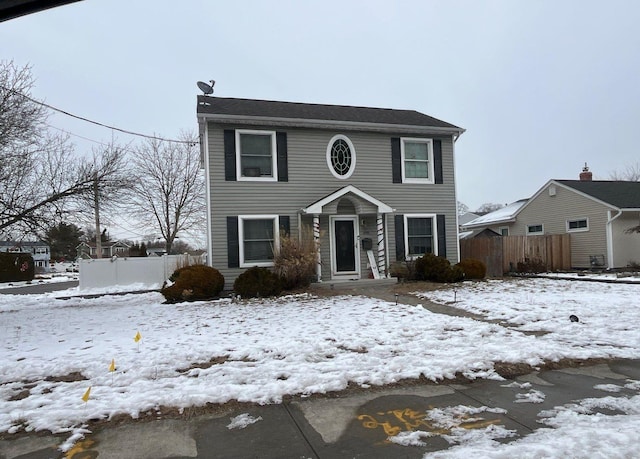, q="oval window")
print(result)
[326,135,356,179]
